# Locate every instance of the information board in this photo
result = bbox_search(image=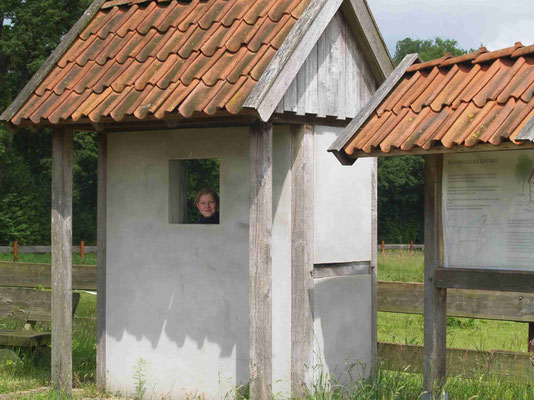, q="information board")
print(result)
[443,150,534,270]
